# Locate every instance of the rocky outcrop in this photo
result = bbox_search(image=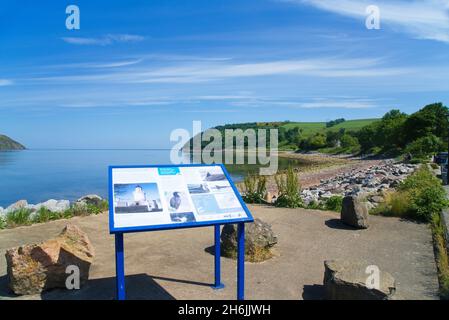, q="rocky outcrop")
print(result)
[221,219,278,262]
[0,134,26,151]
[30,200,70,213]
[5,224,94,295]
[341,196,369,229]
[323,260,396,300]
